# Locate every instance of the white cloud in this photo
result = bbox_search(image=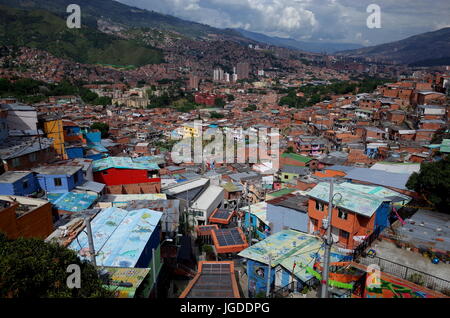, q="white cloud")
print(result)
[117,0,450,45]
